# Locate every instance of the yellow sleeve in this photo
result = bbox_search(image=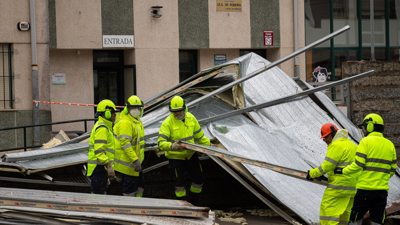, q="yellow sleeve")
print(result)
[390,145,397,178]
[193,118,210,146]
[309,144,341,178]
[158,120,172,151]
[94,126,110,165]
[116,121,139,162]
